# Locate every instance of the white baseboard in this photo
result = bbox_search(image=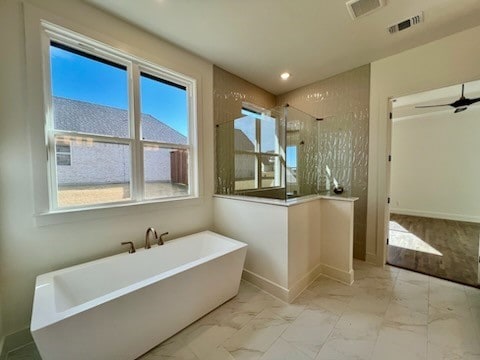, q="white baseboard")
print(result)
[243,262,353,304]
[287,263,323,303]
[390,208,480,224]
[242,269,290,302]
[321,264,354,285]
